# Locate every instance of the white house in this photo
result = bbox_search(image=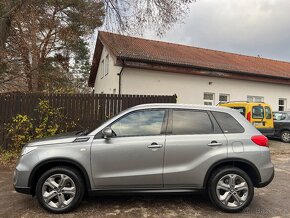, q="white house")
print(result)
[88,31,290,111]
